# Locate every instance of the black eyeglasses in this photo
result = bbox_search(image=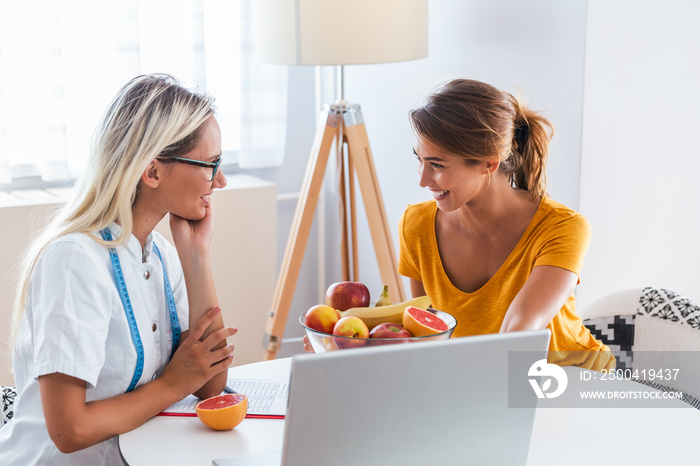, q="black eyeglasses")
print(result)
[158,153,222,181]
